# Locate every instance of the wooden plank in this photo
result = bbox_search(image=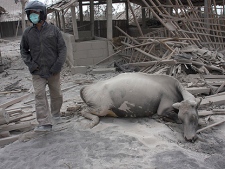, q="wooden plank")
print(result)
[198,110,225,117]
[185,74,225,81]
[197,119,225,133]
[121,42,160,61]
[0,135,19,147]
[0,93,31,109]
[203,75,225,79]
[204,92,225,99]
[20,115,36,122]
[186,87,210,95]
[6,105,33,112]
[200,94,225,107]
[0,121,35,132]
[124,59,177,67]
[0,131,10,138]
[9,112,33,123]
